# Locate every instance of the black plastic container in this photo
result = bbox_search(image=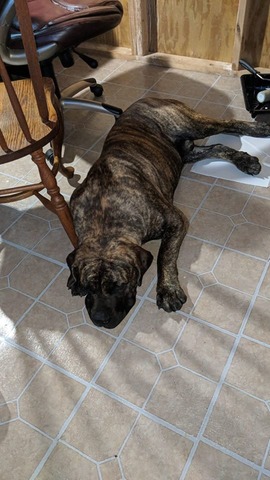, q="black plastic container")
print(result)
[240,73,270,118]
